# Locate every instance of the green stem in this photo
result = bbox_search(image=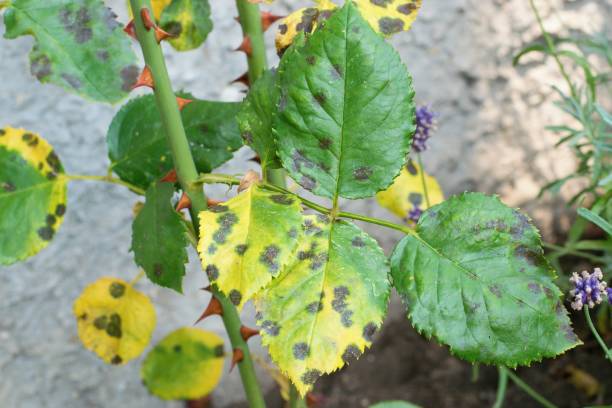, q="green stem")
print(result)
[502,367,558,408]
[416,153,431,208]
[493,366,508,408]
[542,242,604,262]
[528,0,577,98]
[471,364,479,383]
[584,306,612,361]
[235,0,267,84]
[289,383,308,408]
[129,2,265,407]
[66,174,146,195]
